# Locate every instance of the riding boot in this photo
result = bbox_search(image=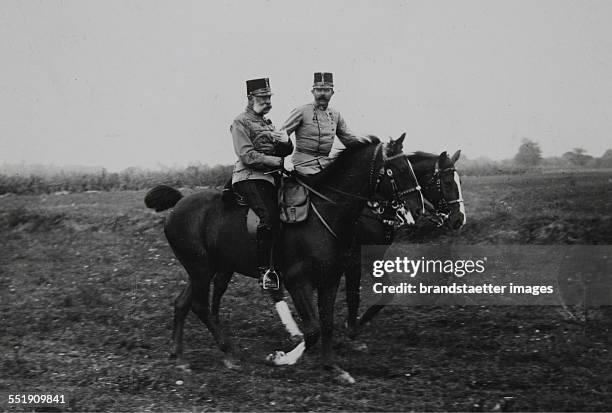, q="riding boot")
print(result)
[221,177,234,204]
[256,226,280,290]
